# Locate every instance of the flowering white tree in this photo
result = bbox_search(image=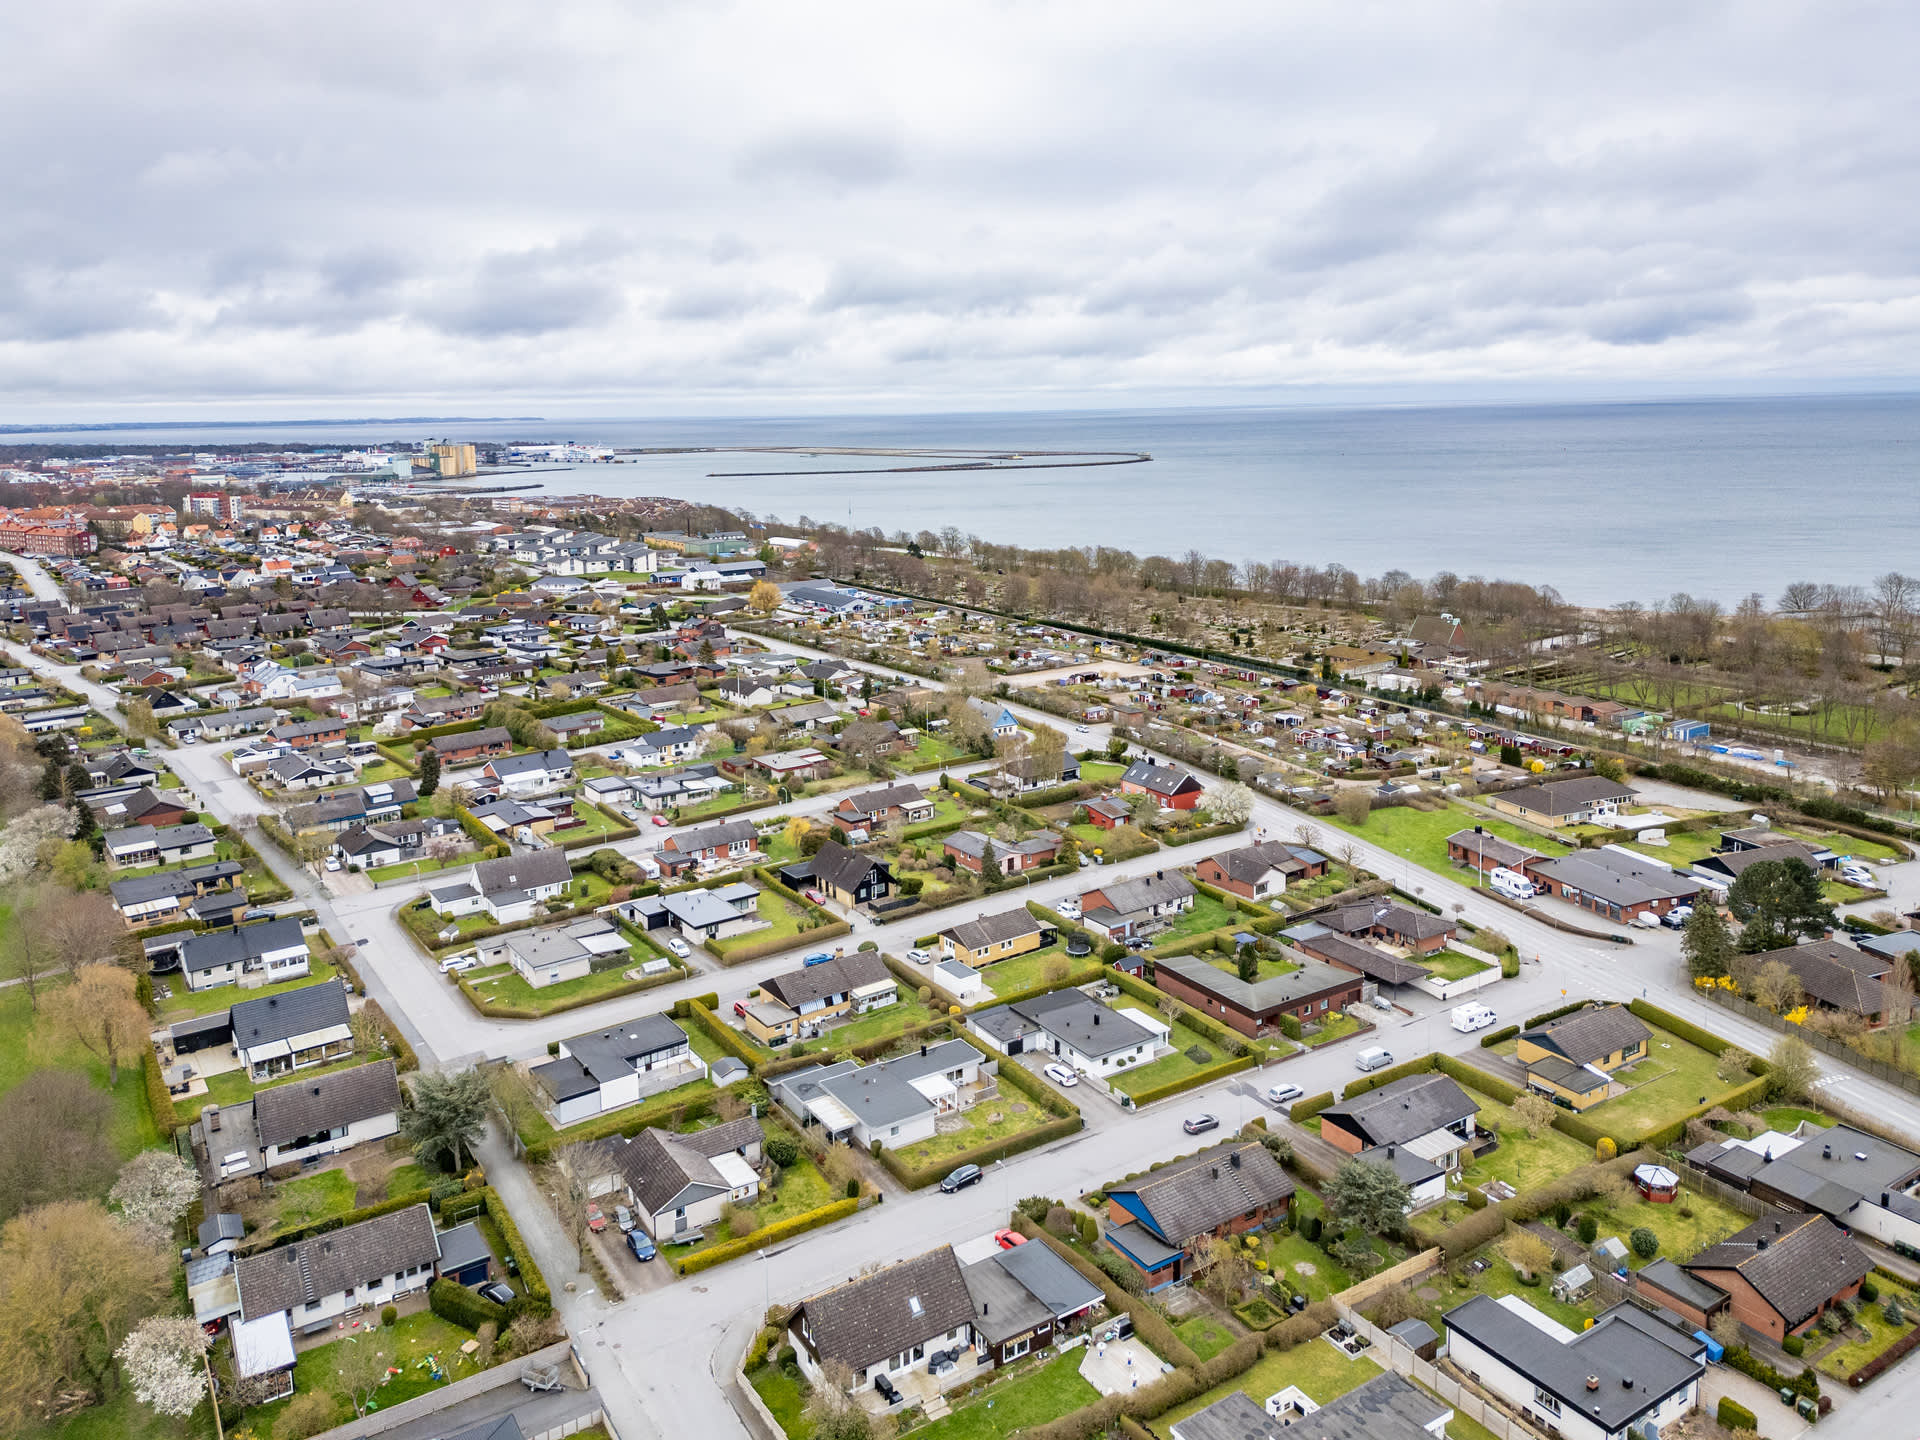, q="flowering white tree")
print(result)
[111,1151,201,1238]
[117,1315,210,1418]
[0,804,73,886]
[1205,781,1254,826]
